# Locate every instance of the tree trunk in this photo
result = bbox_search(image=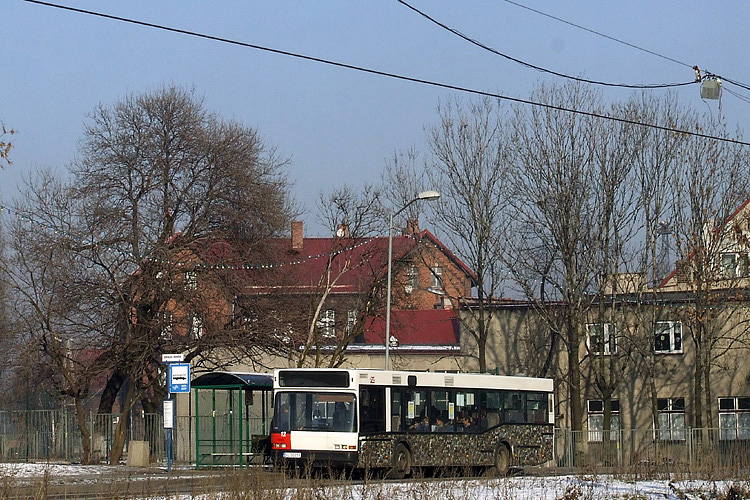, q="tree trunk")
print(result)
[97,368,127,414]
[693,344,704,429]
[109,409,130,464]
[108,381,137,464]
[567,321,583,432]
[477,310,488,374]
[74,398,93,464]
